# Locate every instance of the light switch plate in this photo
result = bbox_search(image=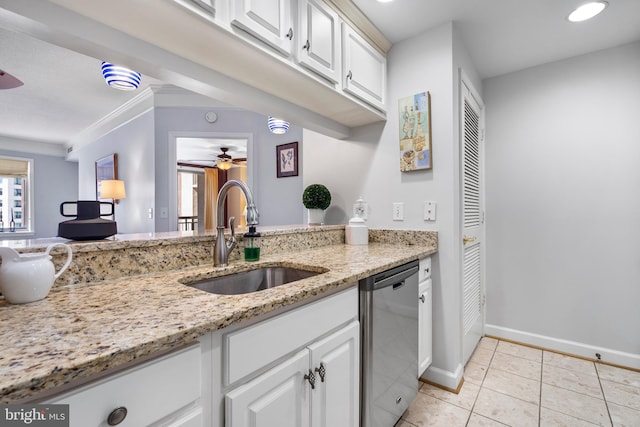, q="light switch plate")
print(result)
[393,202,404,221]
[424,201,436,221]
